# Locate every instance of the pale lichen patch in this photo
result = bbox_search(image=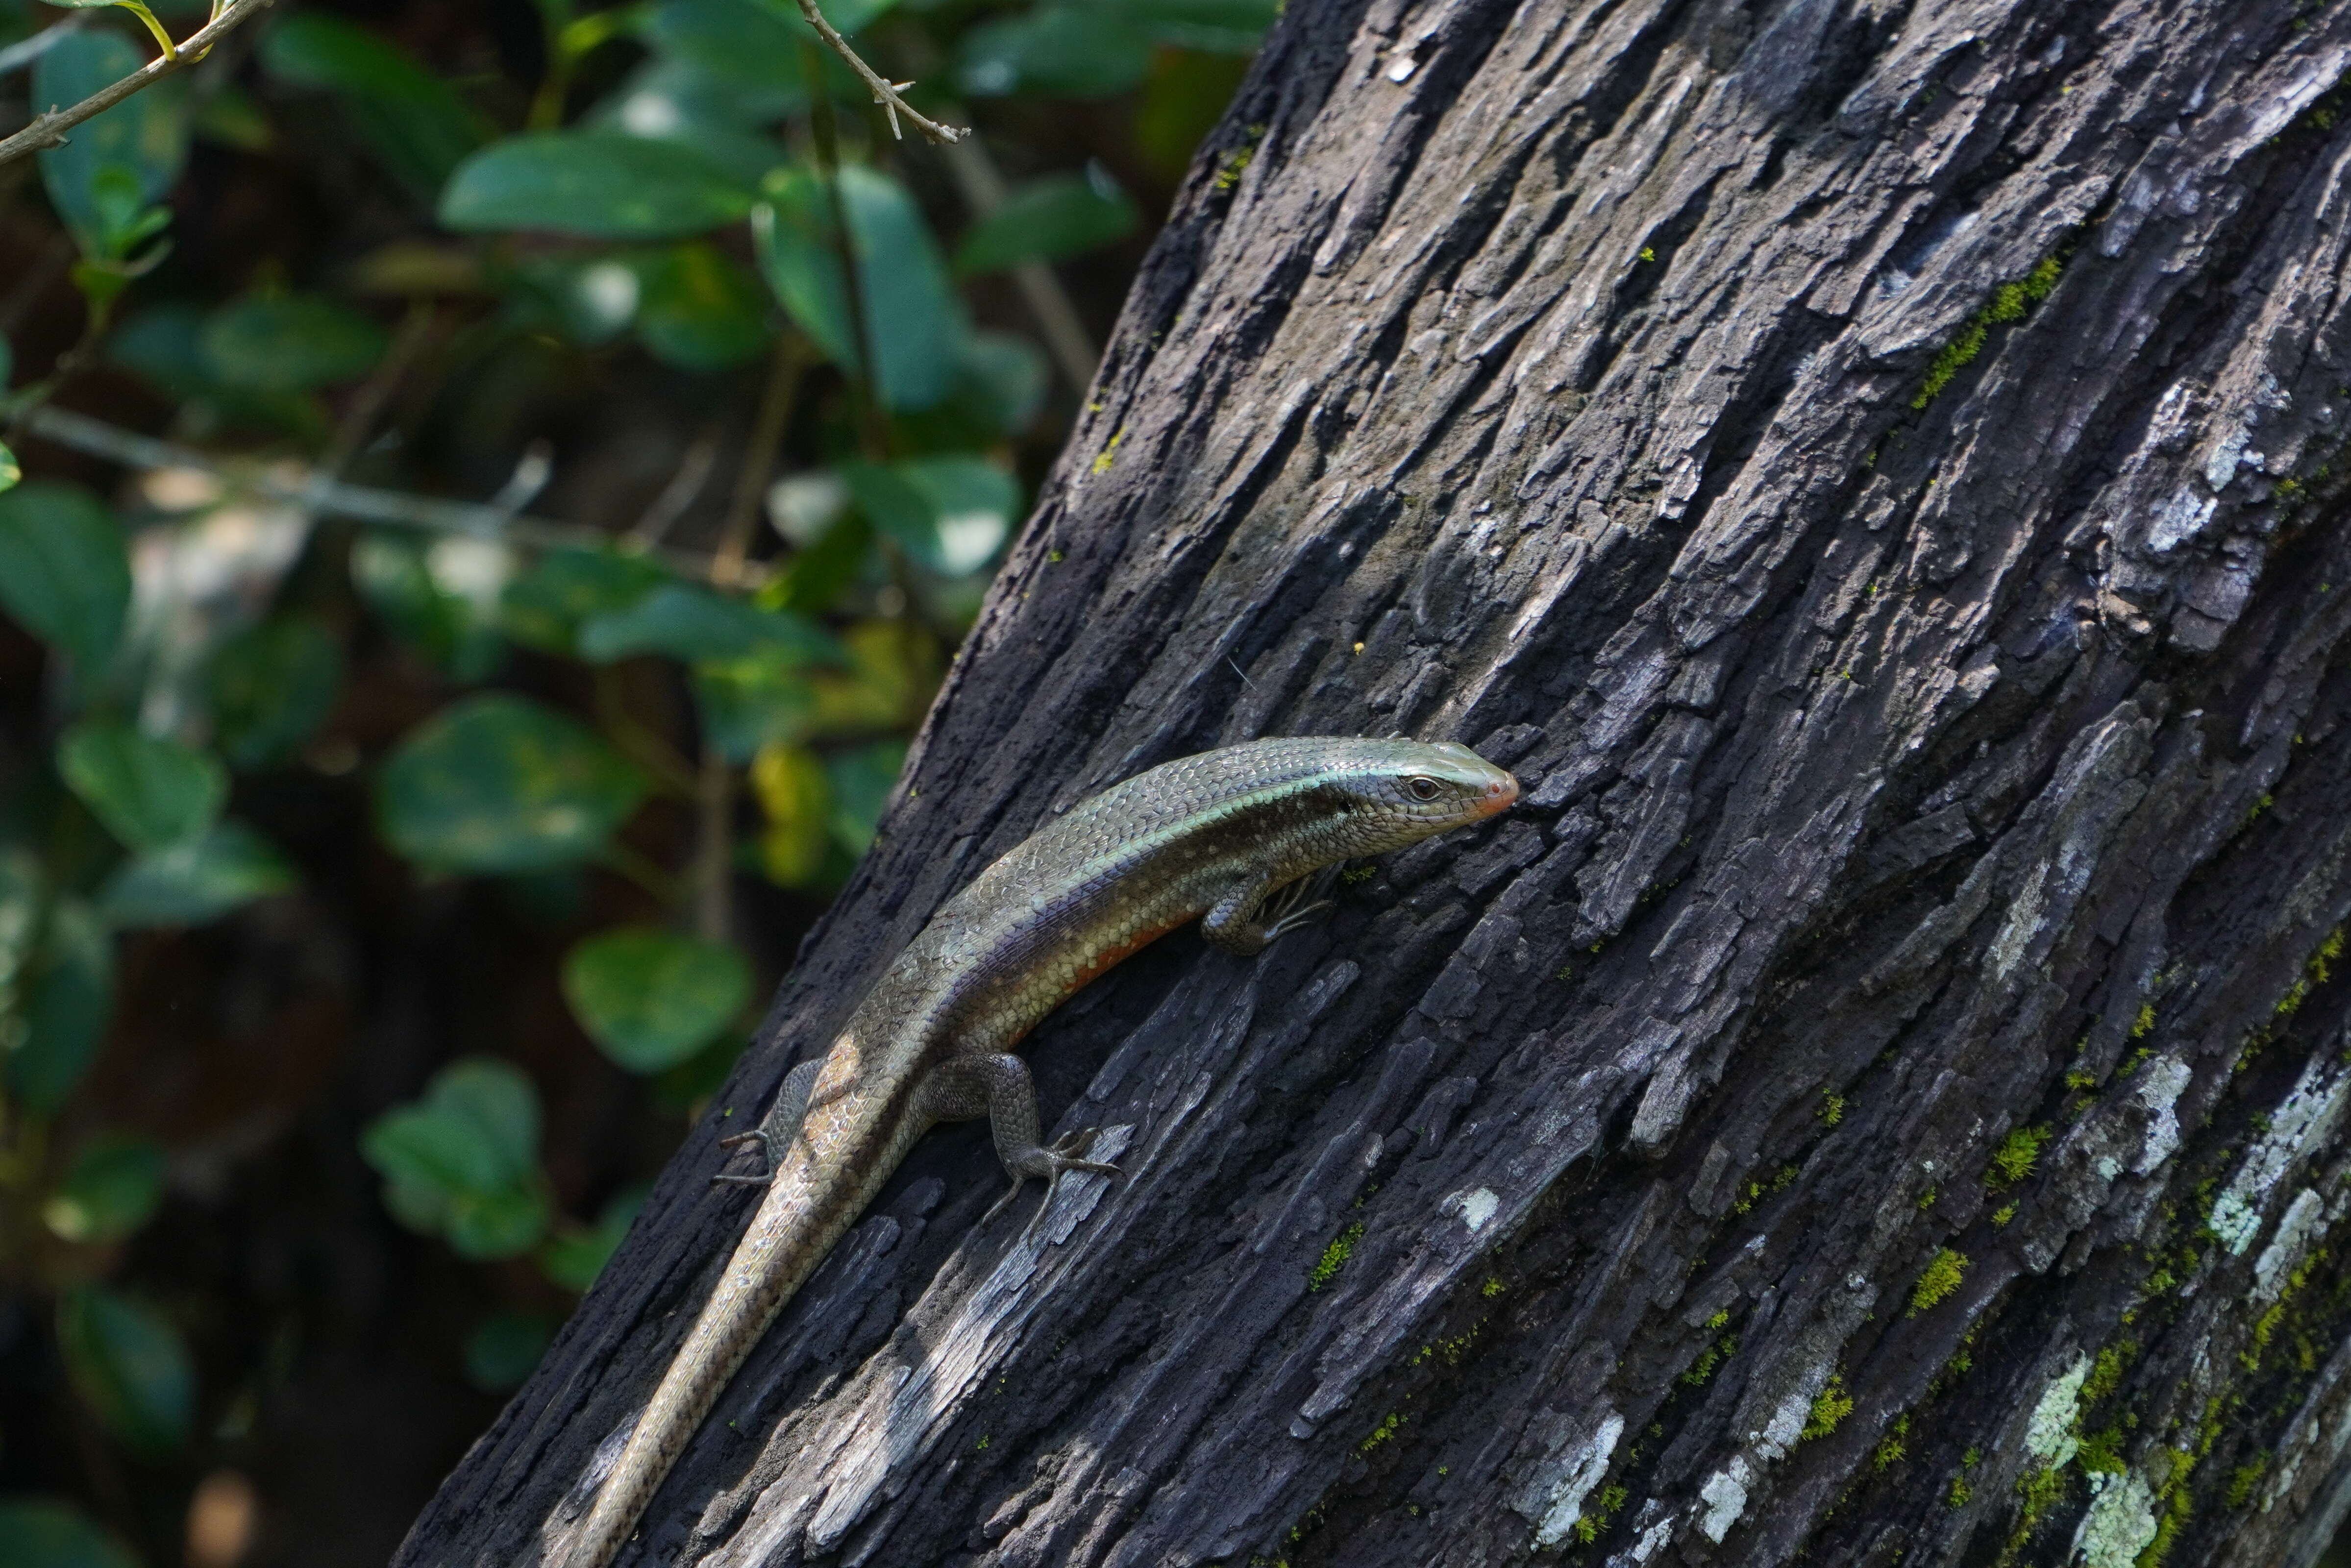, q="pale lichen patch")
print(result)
[1528,1412,1624,1548]
[2131,1058,2194,1175]
[2210,1059,2351,1255]
[2071,1468,2158,1567]
[2025,1355,2091,1467]
[1628,1516,1674,1561]
[2252,1186,2327,1301]
[1697,1456,1752,1543]
[1755,1386,1812,1461]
